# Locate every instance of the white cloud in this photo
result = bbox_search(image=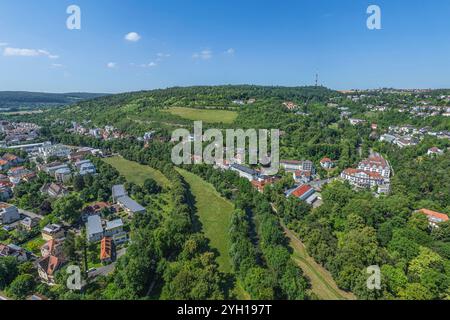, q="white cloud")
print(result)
[225,48,235,55]
[139,61,157,68]
[107,62,117,68]
[0,42,8,47]
[124,32,141,42]
[51,63,64,68]
[156,52,171,62]
[193,50,212,60]
[3,47,59,59]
